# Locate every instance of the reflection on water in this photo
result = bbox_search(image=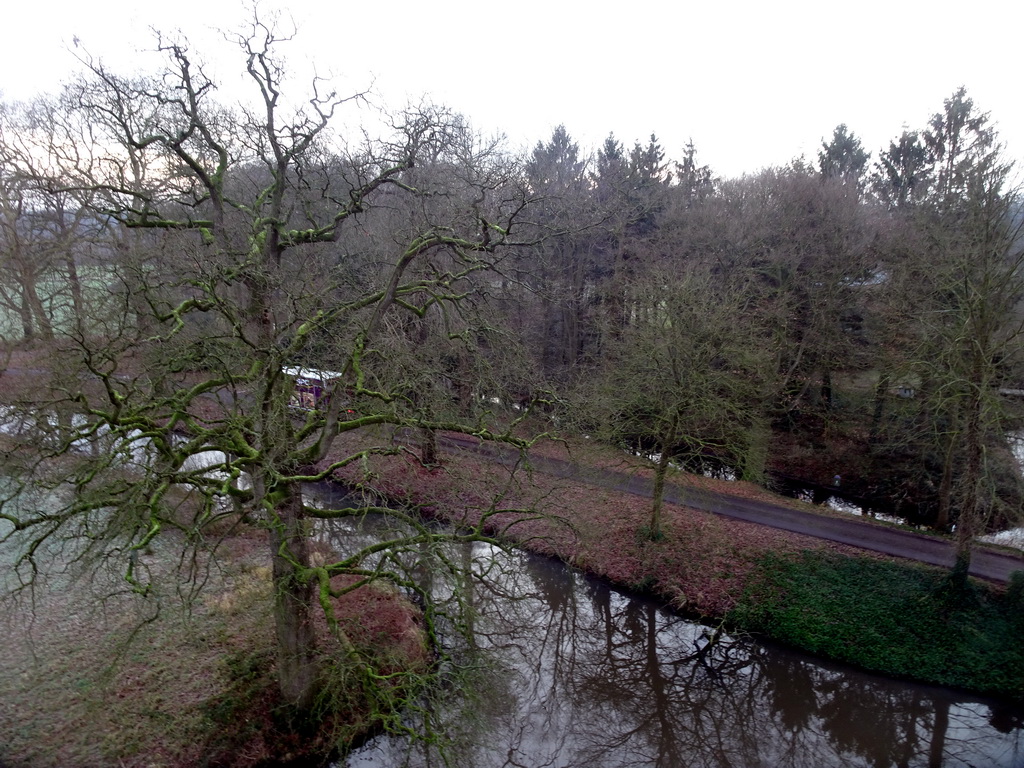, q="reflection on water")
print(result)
[321,509,1024,768]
